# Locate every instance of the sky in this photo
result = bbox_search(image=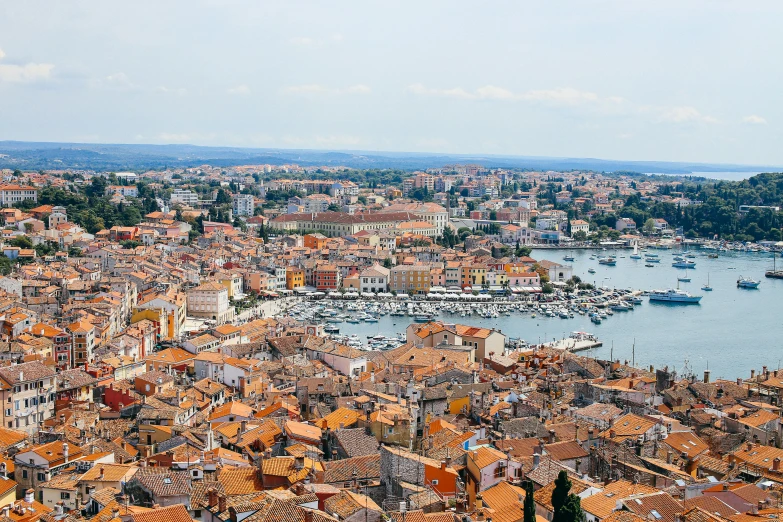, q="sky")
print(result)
[0,1,781,165]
